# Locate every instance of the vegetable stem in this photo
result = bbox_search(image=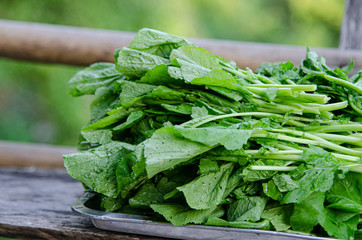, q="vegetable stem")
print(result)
[311,133,362,145]
[322,73,362,95]
[187,112,306,128]
[302,124,362,133]
[269,128,362,157]
[250,165,297,171]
